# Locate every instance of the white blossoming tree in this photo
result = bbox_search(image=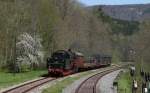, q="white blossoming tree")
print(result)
[16,33,44,71]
